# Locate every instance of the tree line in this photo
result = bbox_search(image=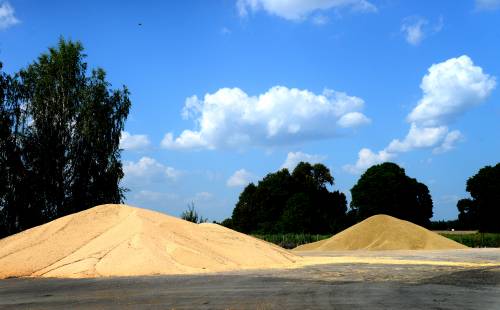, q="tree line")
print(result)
[223,162,500,234]
[0,38,130,237]
[222,162,348,234]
